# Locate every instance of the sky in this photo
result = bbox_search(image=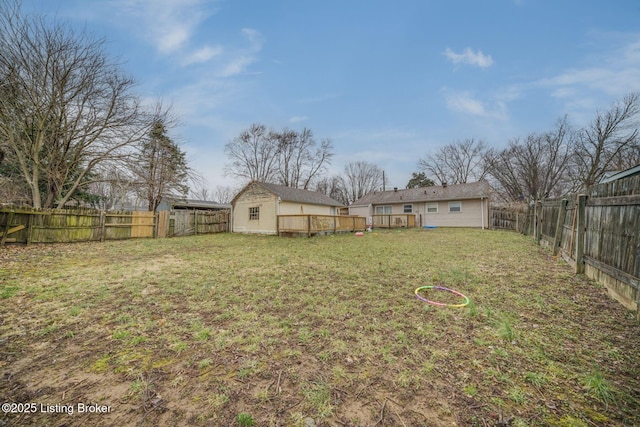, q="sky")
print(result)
[19,0,640,194]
